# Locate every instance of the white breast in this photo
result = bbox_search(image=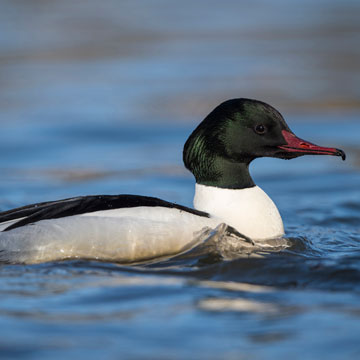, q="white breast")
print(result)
[193,184,284,240]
